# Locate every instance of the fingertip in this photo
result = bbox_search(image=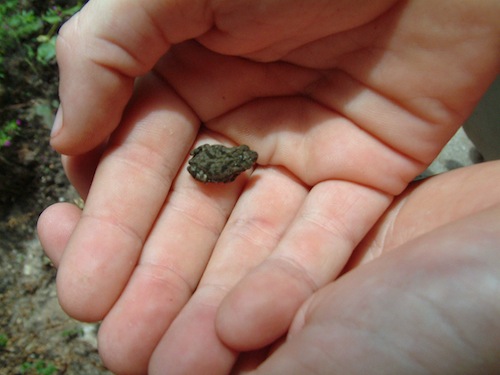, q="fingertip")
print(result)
[53,24,136,155]
[56,258,108,322]
[37,203,109,322]
[216,266,311,351]
[49,74,132,156]
[52,0,178,156]
[37,202,81,267]
[55,215,145,322]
